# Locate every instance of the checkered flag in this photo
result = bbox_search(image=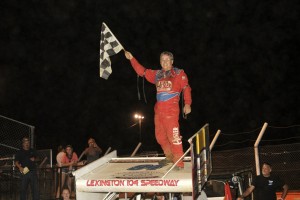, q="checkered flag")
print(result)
[100,22,124,79]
